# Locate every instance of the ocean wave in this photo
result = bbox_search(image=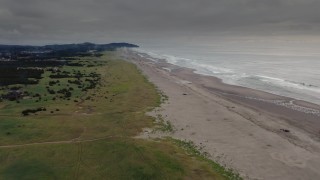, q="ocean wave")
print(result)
[134,48,234,75]
[132,48,320,105]
[255,75,320,93]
